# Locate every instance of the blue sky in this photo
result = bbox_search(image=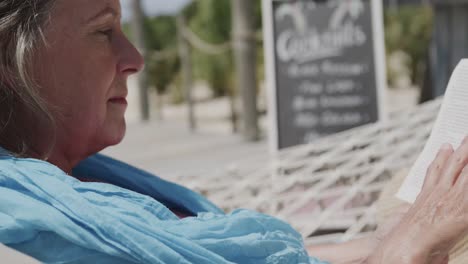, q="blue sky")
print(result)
[121,0,192,21]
